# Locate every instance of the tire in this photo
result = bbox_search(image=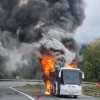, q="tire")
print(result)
[74,95,77,98]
